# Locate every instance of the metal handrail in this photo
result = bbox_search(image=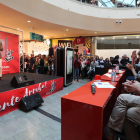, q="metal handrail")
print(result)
[73,0,140,9]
